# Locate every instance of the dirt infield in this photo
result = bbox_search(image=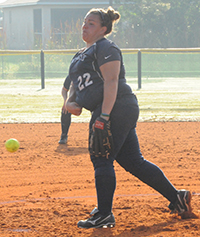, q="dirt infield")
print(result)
[0,122,199,236]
